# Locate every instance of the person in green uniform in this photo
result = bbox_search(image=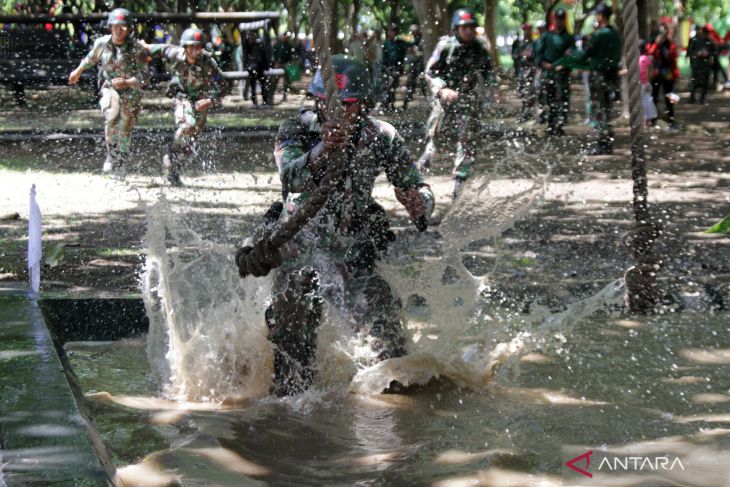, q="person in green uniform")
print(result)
[572,3,622,155]
[236,56,434,395]
[68,8,149,175]
[142,28,227,185]
[380,26,411,112]
[513,23,537,122]
[535,8,575,136]
[687,25,716,105]
[418,7,493,198]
